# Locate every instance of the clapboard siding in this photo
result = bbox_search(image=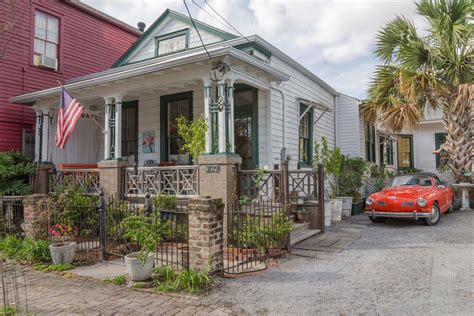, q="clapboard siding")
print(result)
[336,94,361,157]
[0,0,138,152]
